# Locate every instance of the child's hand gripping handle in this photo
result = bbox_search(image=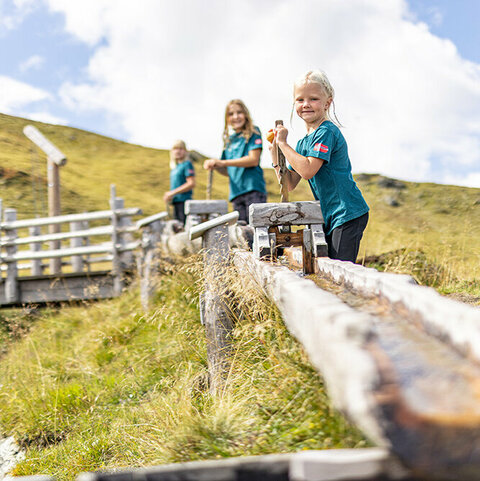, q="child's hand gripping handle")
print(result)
[275,120,289,203]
